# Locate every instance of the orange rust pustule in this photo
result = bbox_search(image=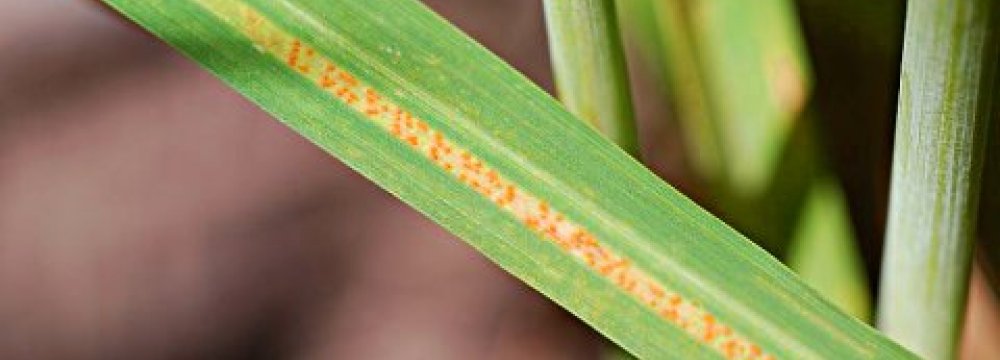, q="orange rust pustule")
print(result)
[227,4,772,359]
